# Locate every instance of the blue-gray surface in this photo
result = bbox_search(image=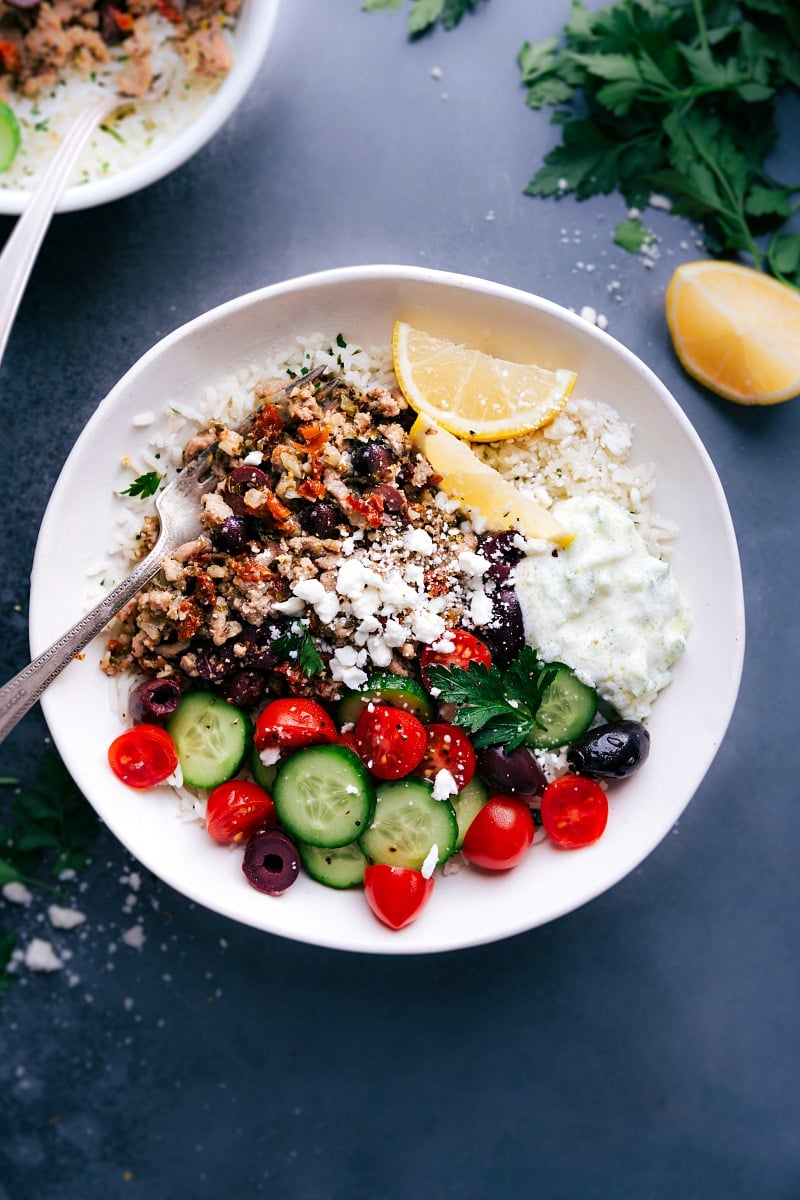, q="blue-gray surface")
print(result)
[0,2,798,1197]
